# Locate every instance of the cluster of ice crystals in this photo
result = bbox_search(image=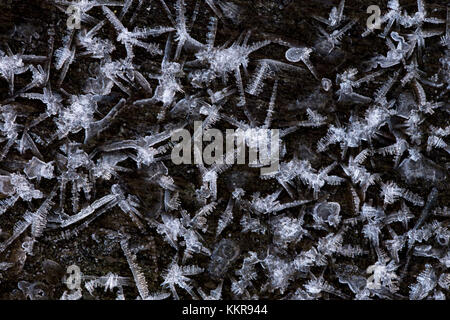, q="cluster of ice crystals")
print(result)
[0,0,448,300]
